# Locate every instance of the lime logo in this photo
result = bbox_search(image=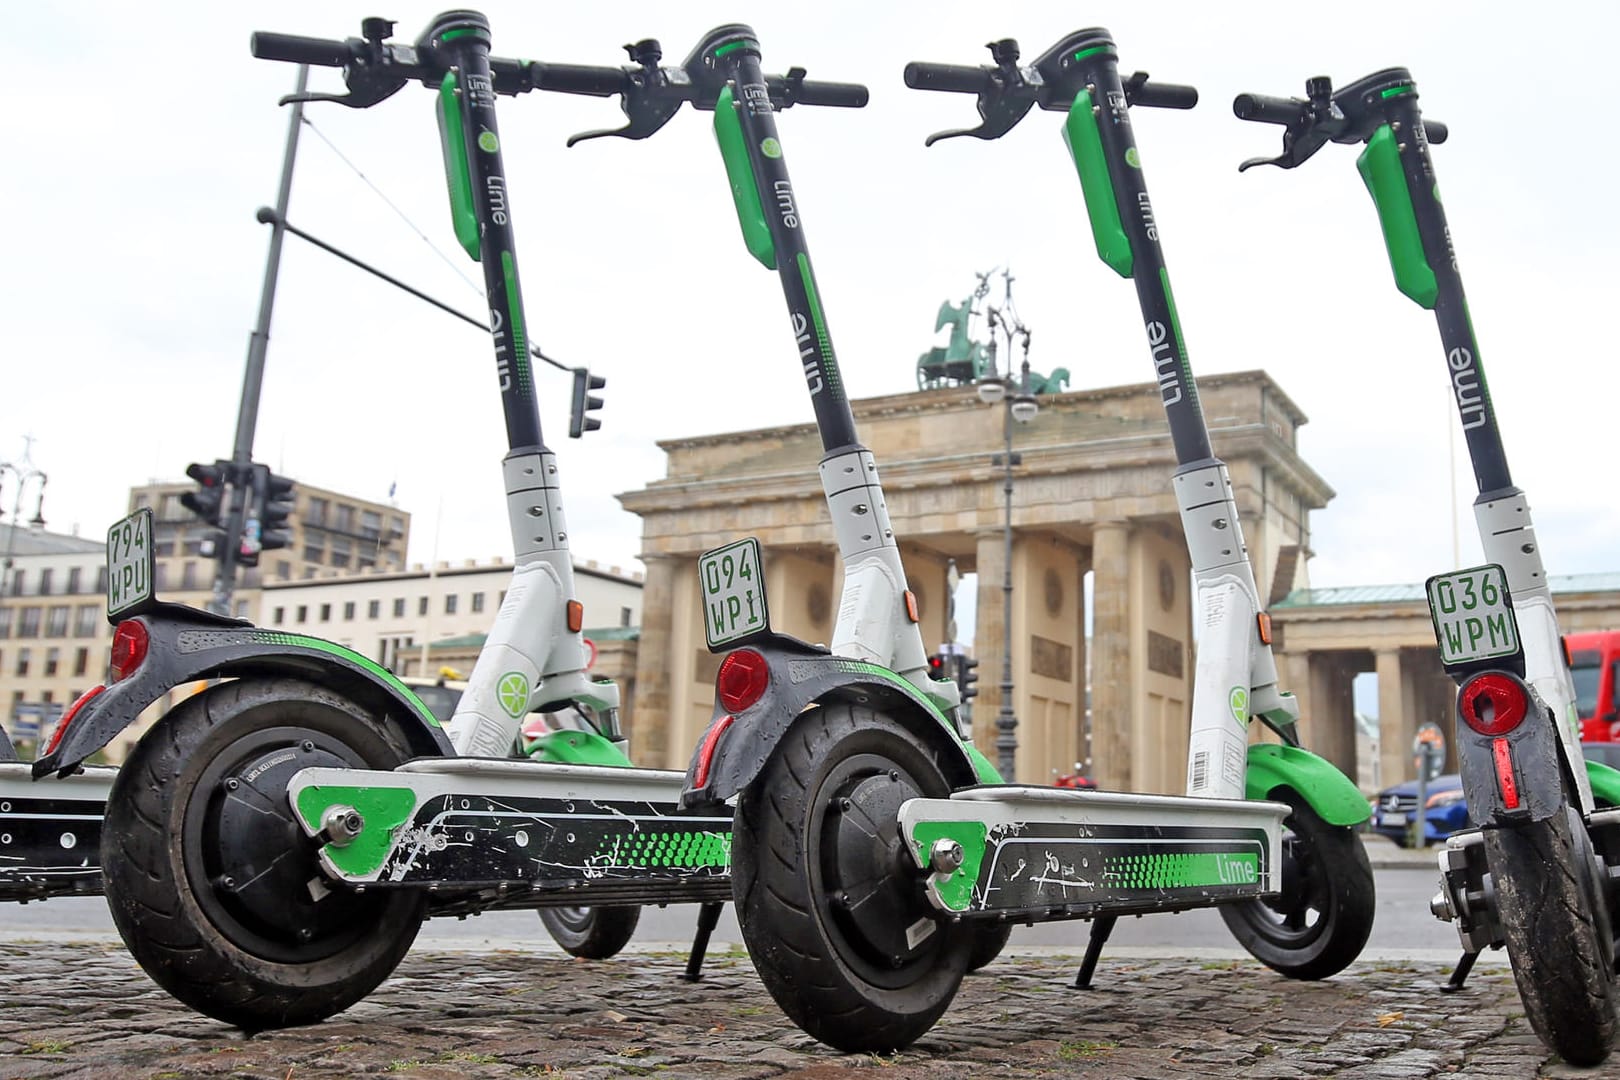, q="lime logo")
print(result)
[1228,687,1249,726]
[760,136,782,159]
[478,131,499,153]
[497,672,529,718]
[1125,146,1141,168]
